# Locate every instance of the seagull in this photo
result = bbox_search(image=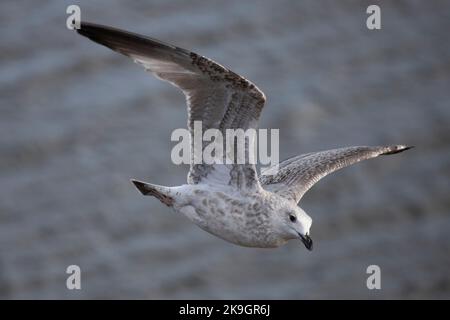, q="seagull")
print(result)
[76,22,412,250]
